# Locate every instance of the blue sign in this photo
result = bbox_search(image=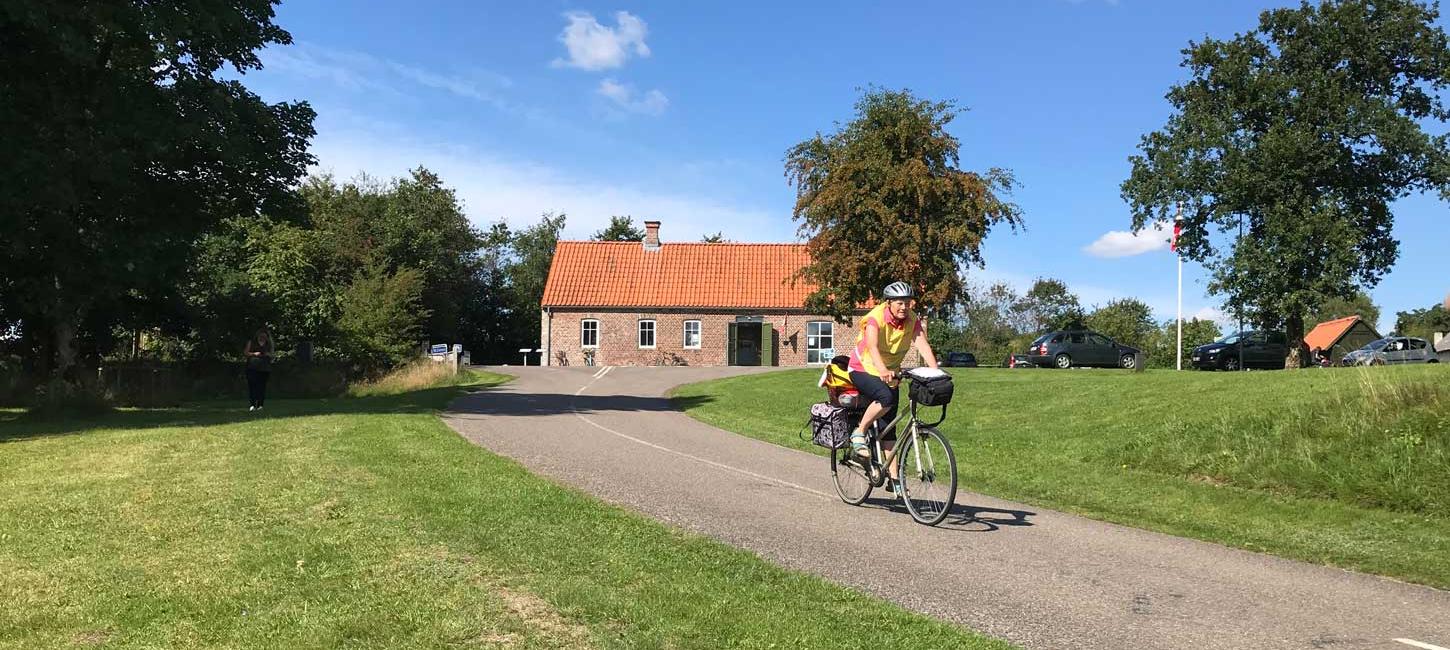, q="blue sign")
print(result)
[429,344,448,355]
